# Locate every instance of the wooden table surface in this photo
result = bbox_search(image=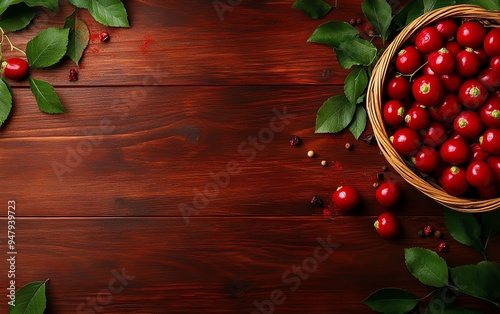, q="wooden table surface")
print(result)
[2,1,499,313]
